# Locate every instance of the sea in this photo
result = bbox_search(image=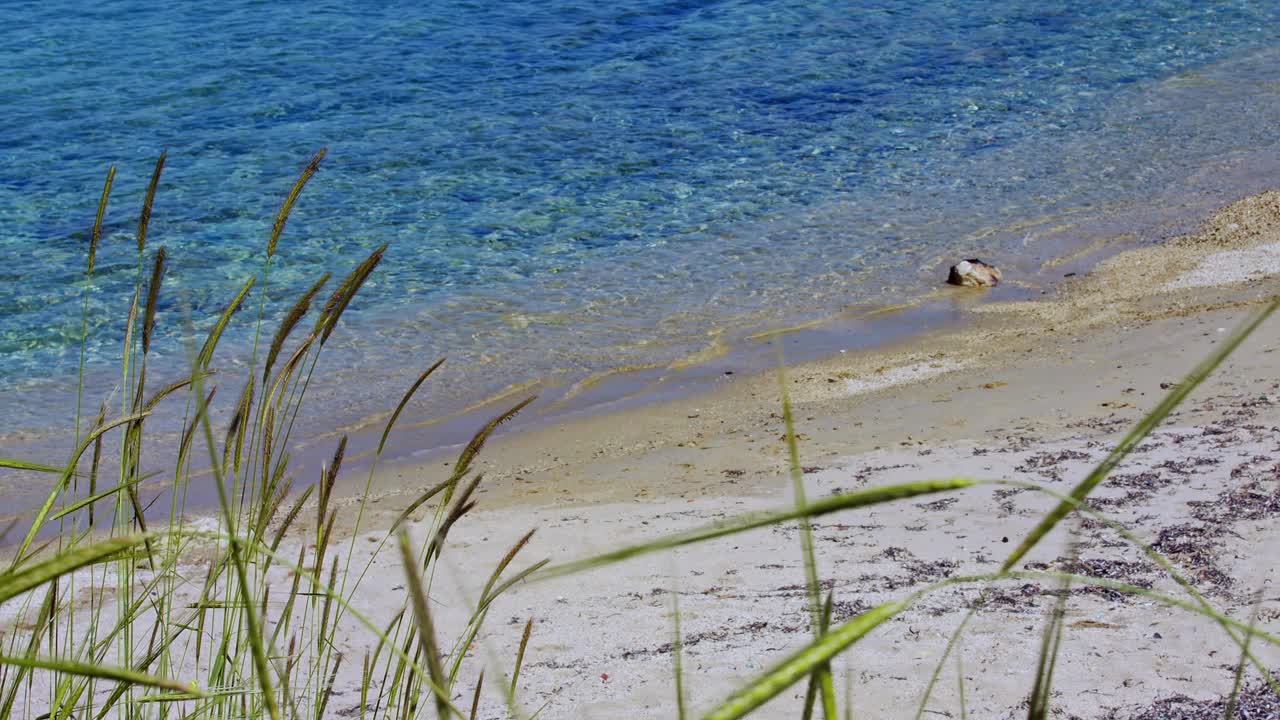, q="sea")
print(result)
[3,0,1280,504]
